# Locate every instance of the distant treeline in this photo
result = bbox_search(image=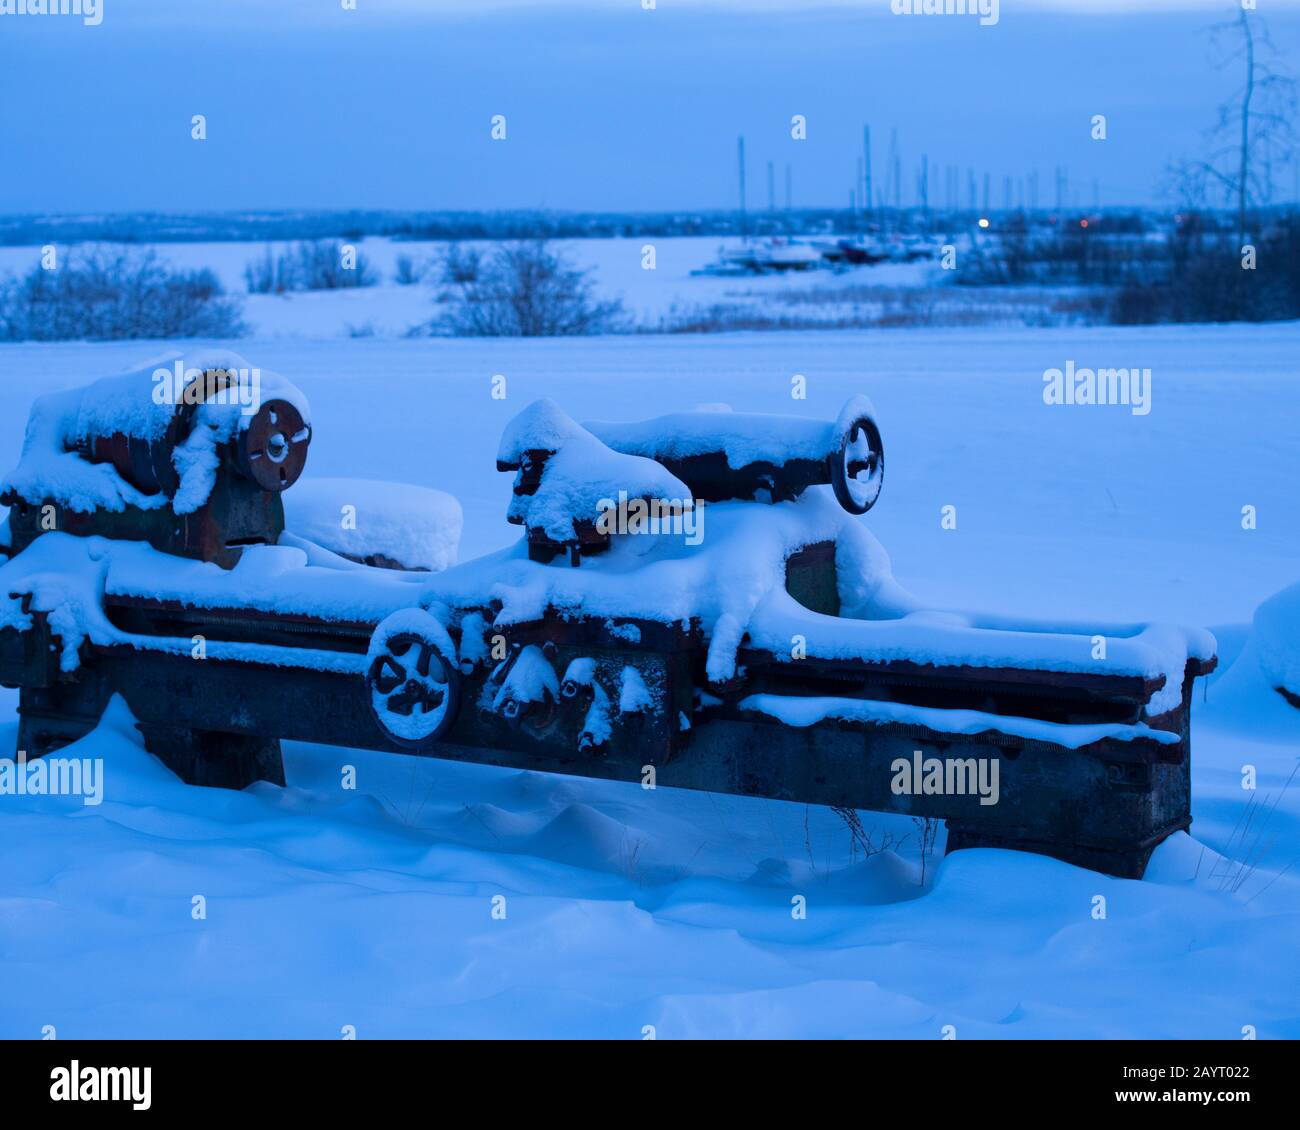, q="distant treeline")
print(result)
[0,208,845,245]
[0,206,1287,247]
